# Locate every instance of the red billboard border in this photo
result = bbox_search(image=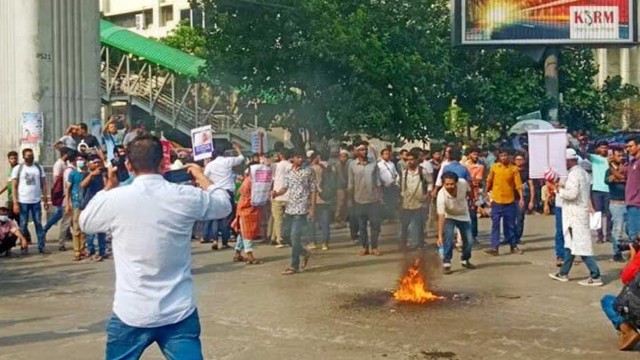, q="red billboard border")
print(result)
[452,0,638,46]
